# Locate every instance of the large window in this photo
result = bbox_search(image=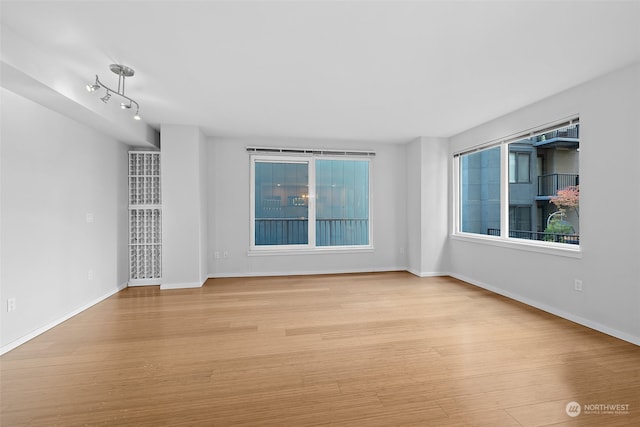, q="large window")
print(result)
[251,155,371,249]
[456,118,580,246]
